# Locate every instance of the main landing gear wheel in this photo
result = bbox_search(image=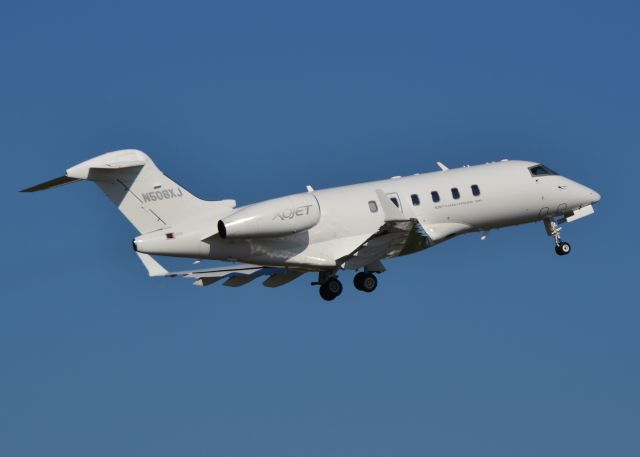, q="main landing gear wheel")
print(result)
[555,241,572,256]
[354,272,377,293]
[319,277,343,301]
